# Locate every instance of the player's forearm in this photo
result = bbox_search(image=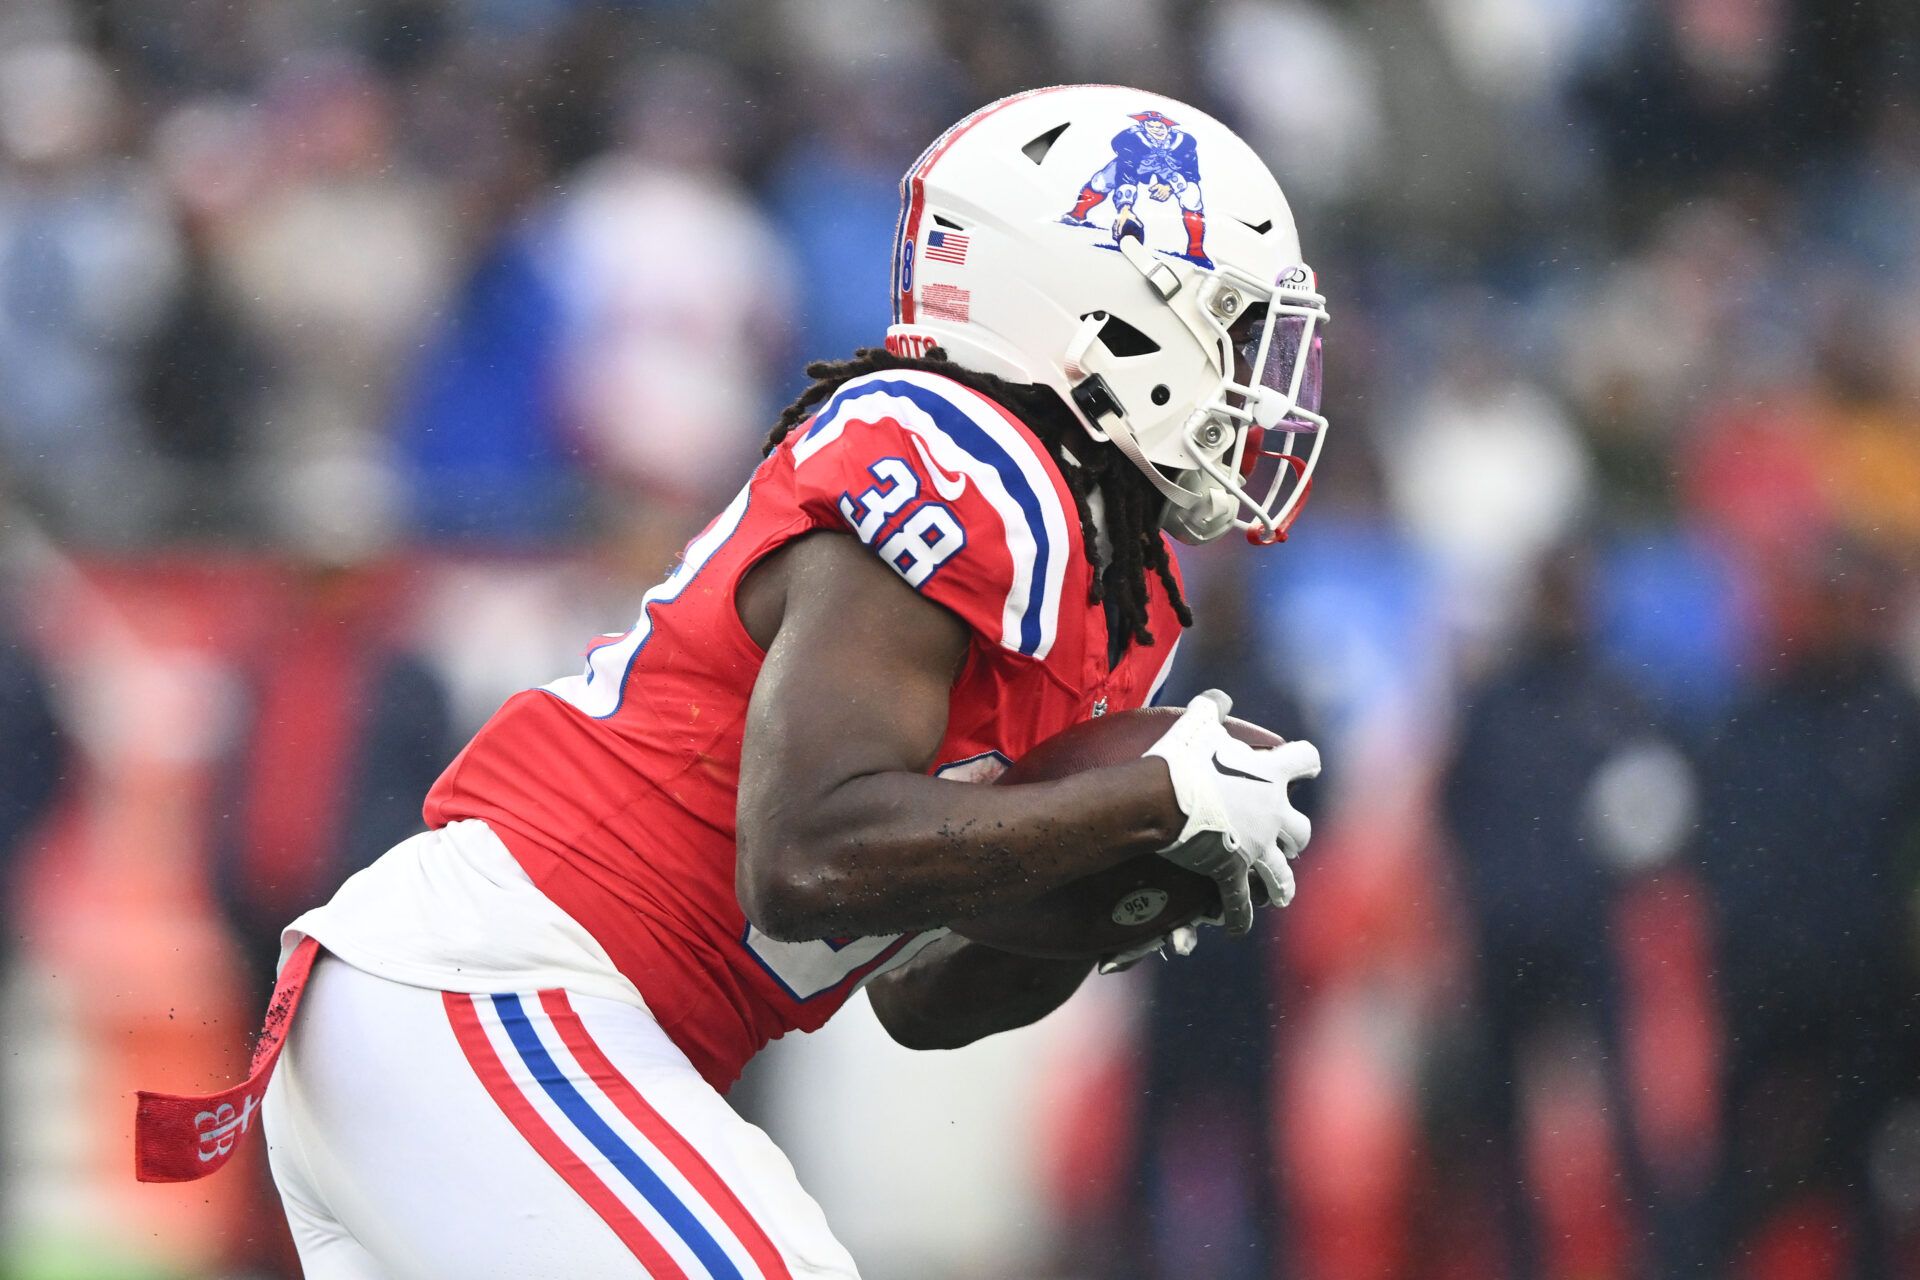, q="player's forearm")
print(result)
[867,933,1091,1050]
[737,757,1180,941]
